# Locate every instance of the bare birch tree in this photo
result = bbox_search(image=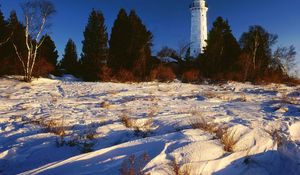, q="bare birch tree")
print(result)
[273,45,297,76]
[13,0,55,82]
